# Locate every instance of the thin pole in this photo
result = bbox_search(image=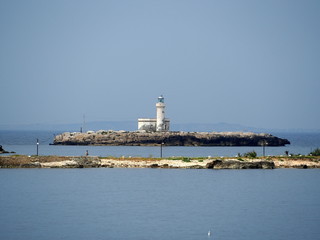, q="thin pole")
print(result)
[36,138,39,156]
[160,142,164,158]
[263,141,267,157]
